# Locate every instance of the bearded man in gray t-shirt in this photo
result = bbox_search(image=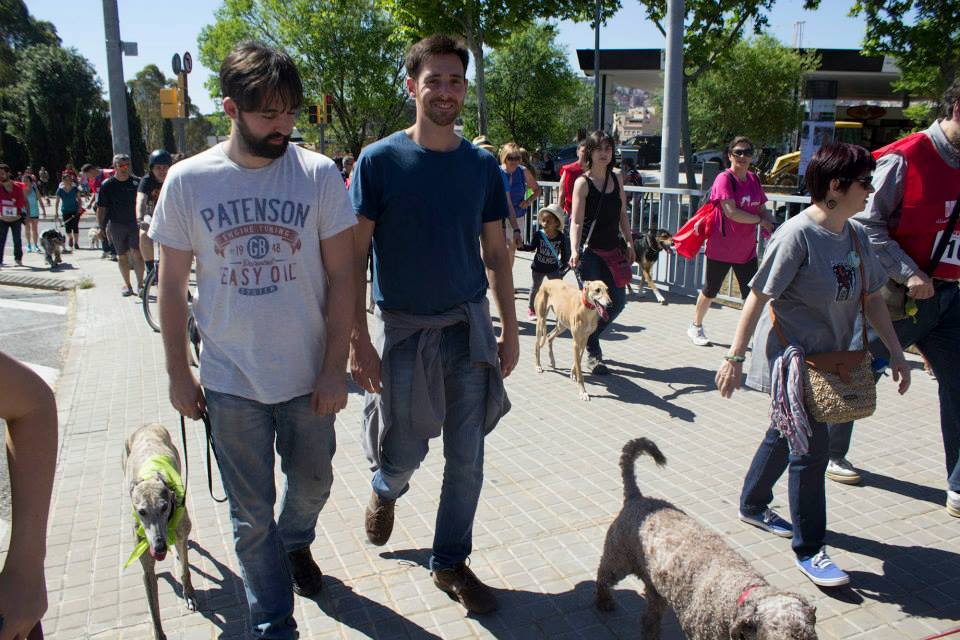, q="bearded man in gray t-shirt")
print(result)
[149,43,355,639]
